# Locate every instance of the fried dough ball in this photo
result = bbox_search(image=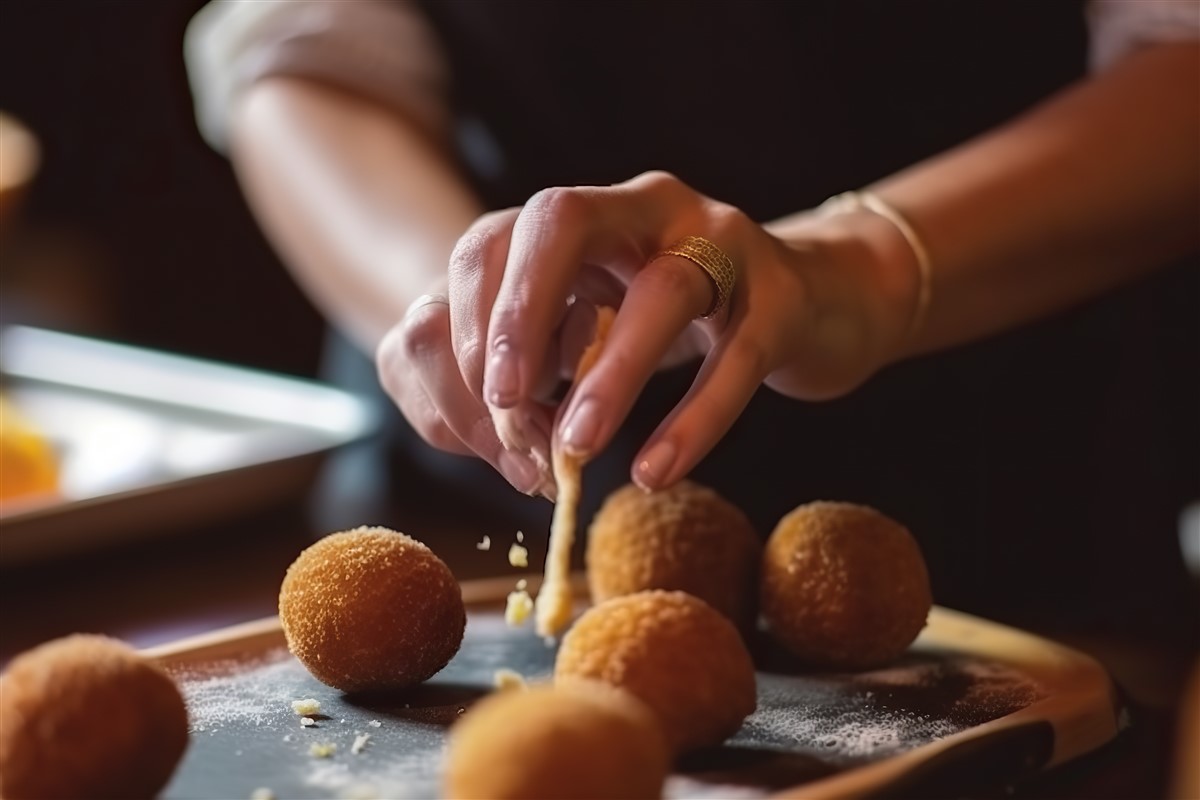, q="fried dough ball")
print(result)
[279,526,465,692]
[761,502,931,669]
[586,481,761,631]
[444,681,668,800]
[555,590,756,754]
[0,634,189,800]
